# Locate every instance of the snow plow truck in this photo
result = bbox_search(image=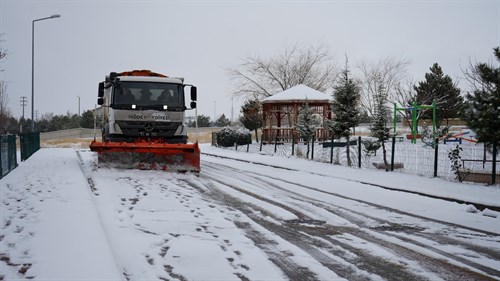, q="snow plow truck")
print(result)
[89,70,200,173]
